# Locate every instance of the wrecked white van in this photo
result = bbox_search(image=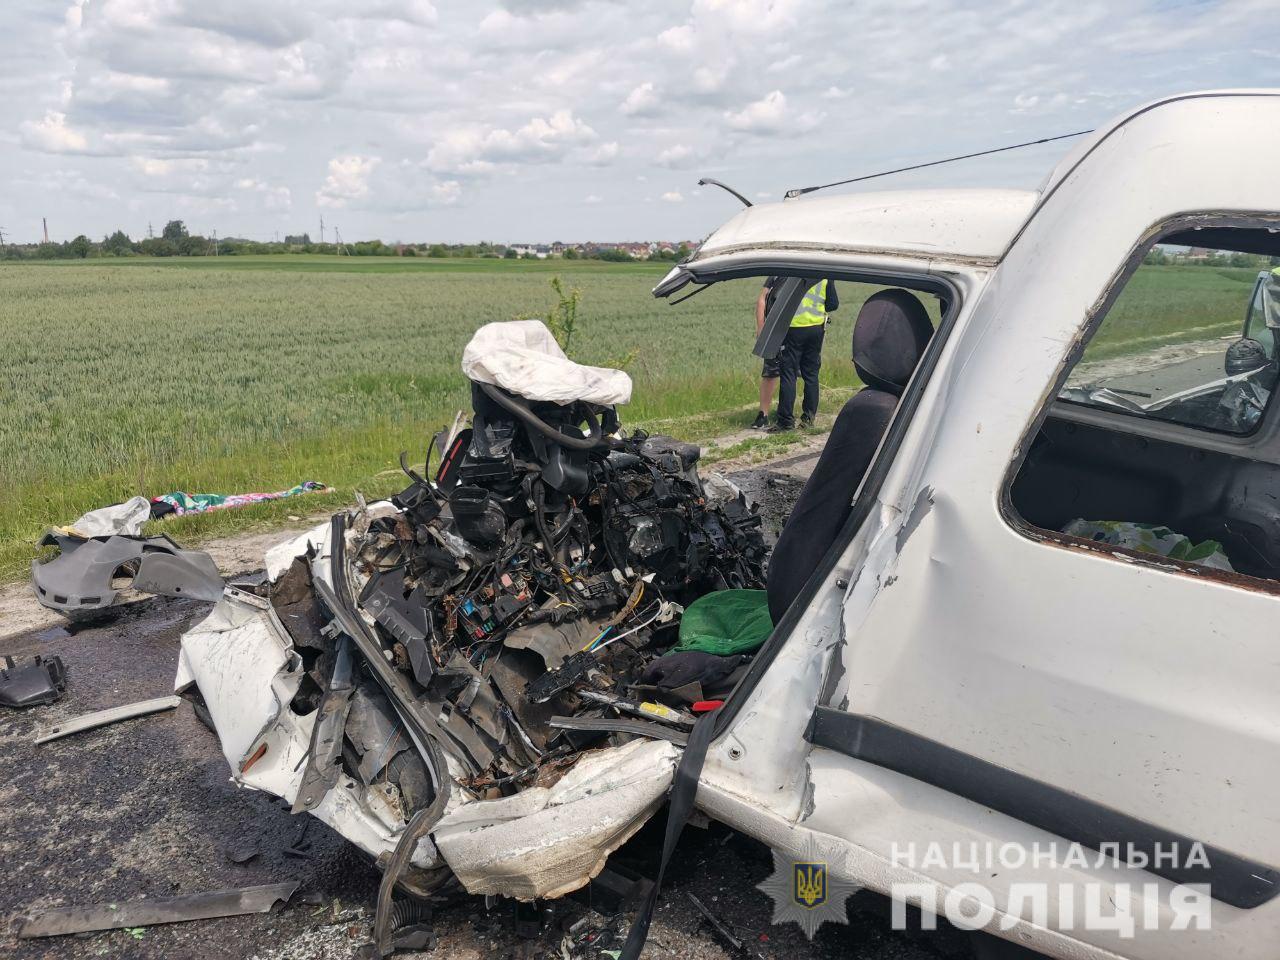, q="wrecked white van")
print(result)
[180,90,1280,960]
